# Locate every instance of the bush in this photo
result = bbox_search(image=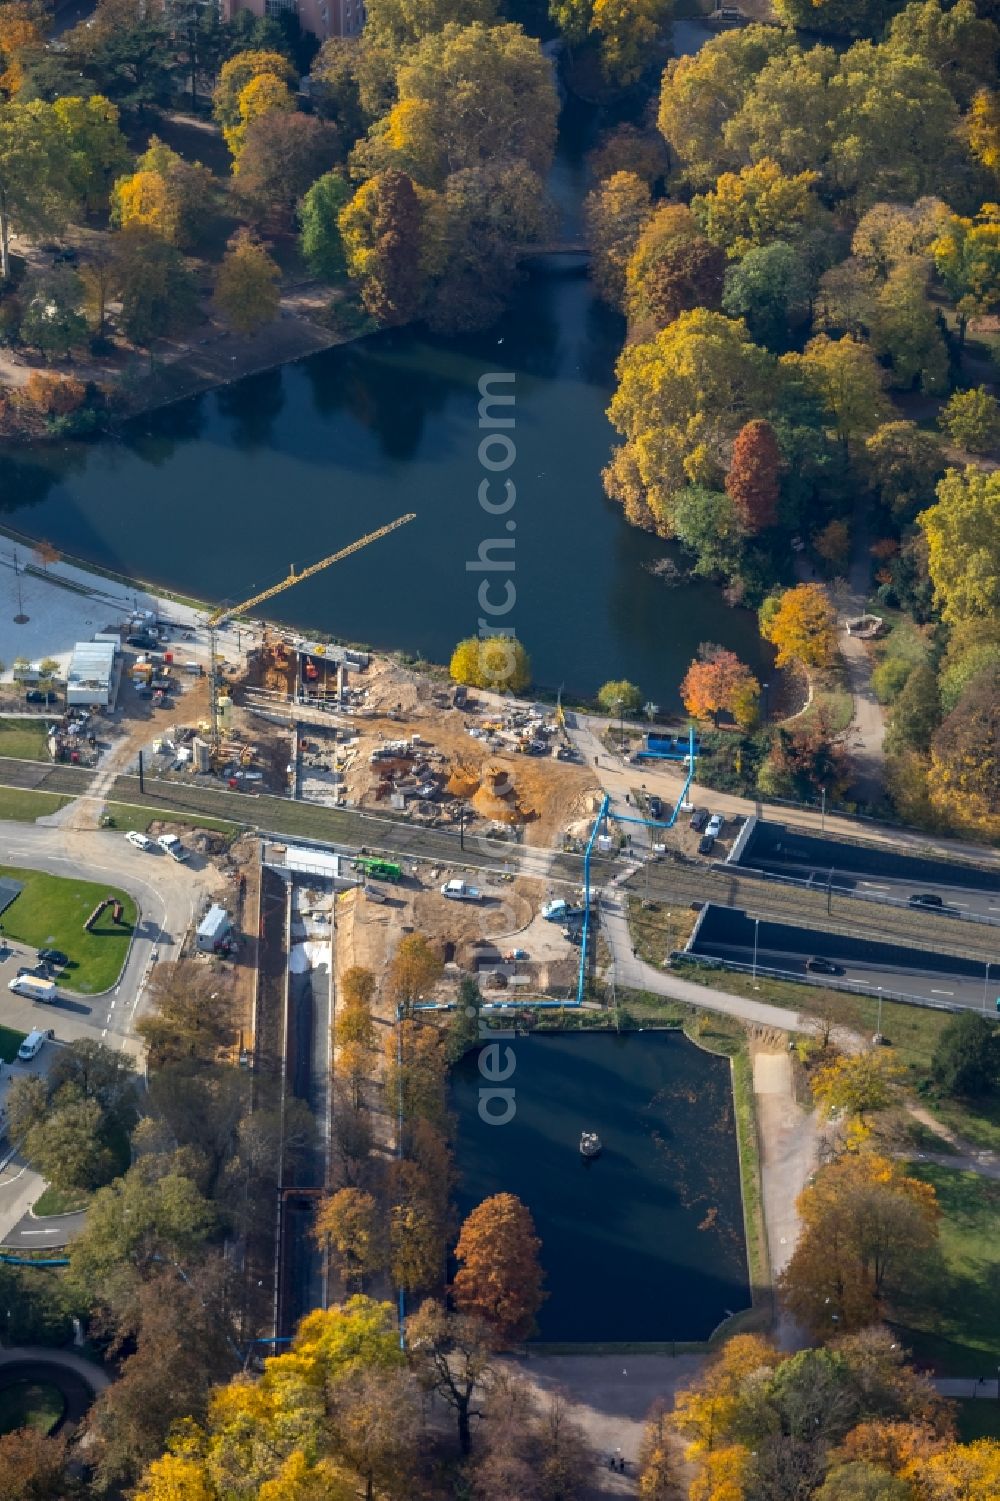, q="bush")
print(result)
[871,657,913,704]
[14,372,87,416]
[932,1011,1000,1097]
